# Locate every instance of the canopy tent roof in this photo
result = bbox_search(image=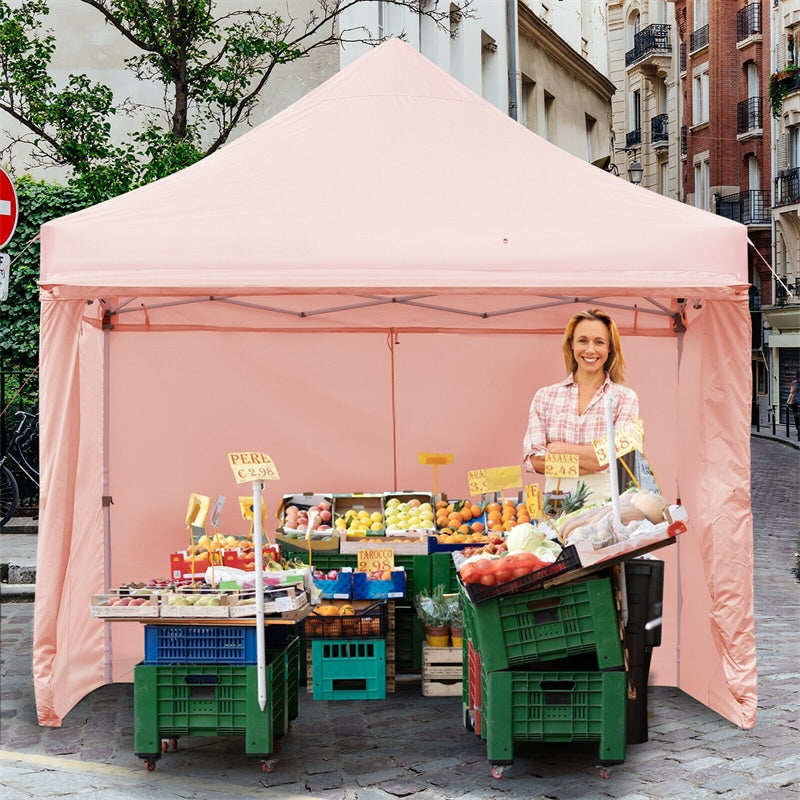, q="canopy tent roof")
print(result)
[40,39,745,301]
[35,40,755,734]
